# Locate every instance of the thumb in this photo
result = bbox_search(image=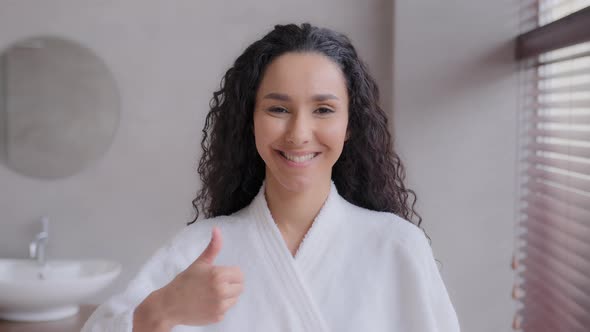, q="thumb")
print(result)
[195,226,223,265]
